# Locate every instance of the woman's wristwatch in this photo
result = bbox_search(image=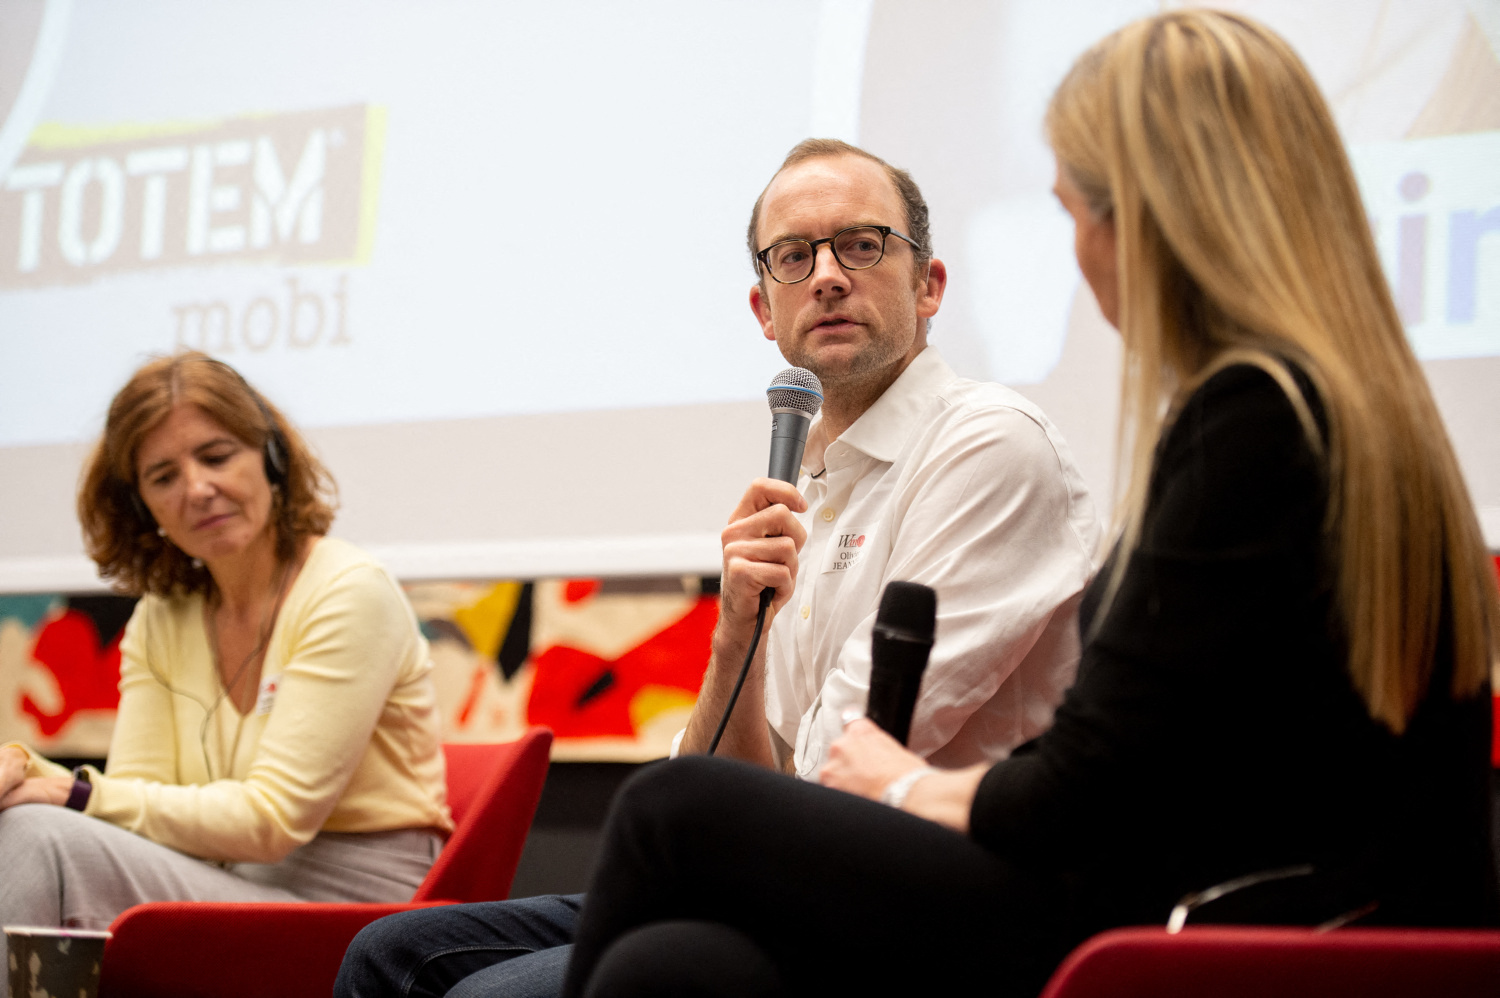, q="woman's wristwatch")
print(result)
[64,766,92,811]
[880,765,939,809]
